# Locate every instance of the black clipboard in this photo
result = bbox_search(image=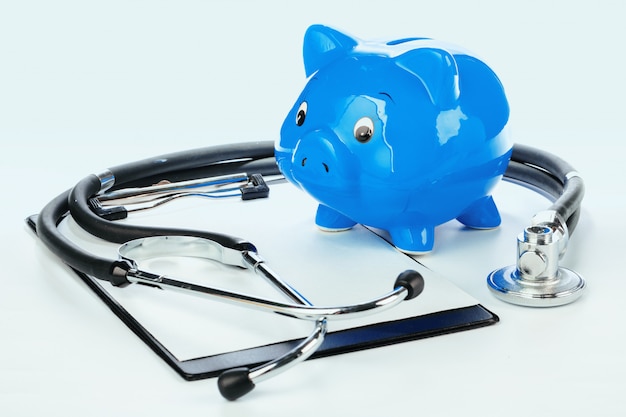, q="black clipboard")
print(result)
[27,177,499,381]
[27,214,498,381]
